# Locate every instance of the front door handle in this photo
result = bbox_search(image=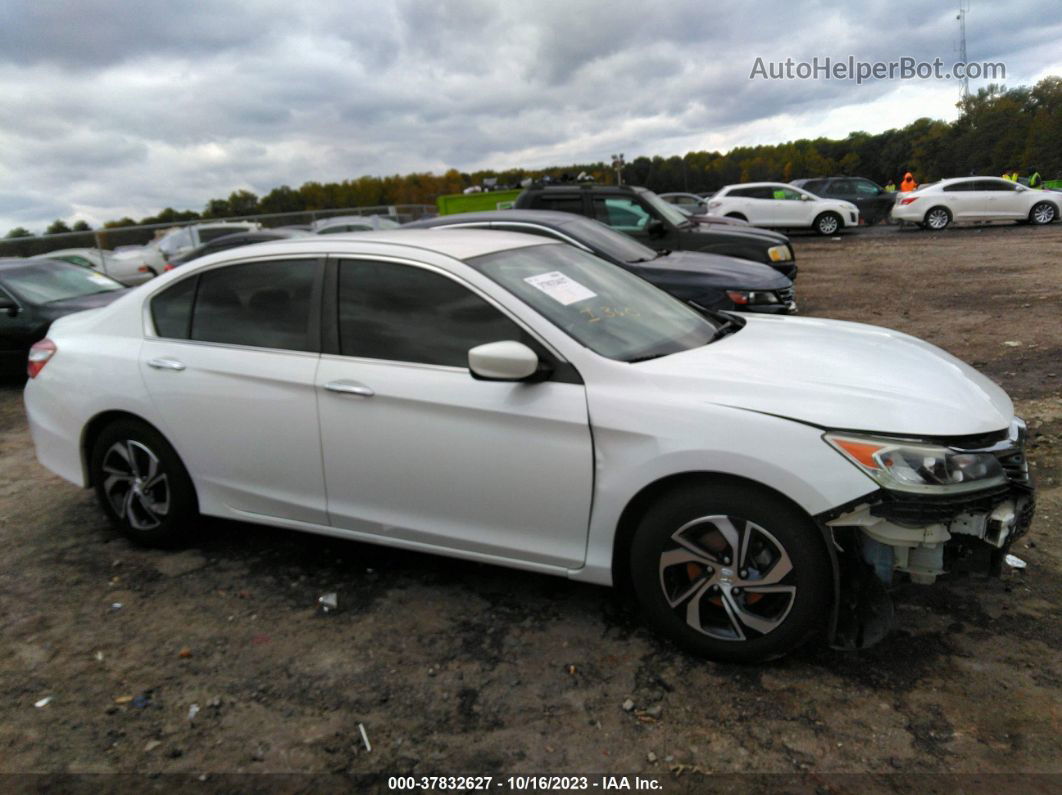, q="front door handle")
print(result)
[147,357,185,371]
[324,380,374,397]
